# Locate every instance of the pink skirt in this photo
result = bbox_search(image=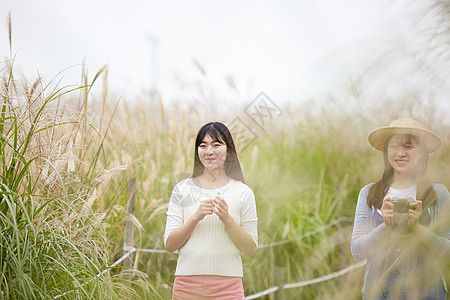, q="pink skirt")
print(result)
[172,275,244,300]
